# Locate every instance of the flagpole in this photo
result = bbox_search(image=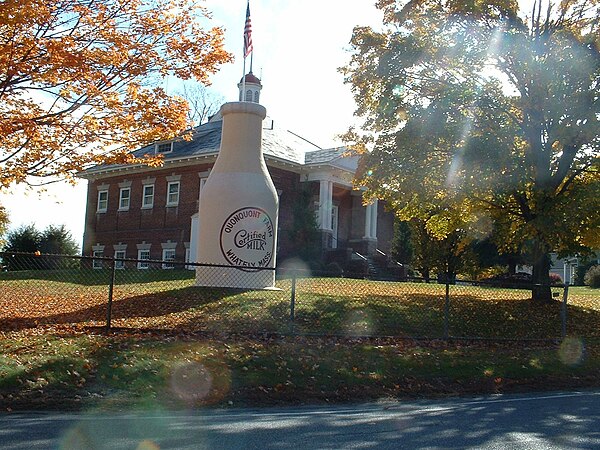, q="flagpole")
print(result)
[242,0,252,102]
[242,56,246,101]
